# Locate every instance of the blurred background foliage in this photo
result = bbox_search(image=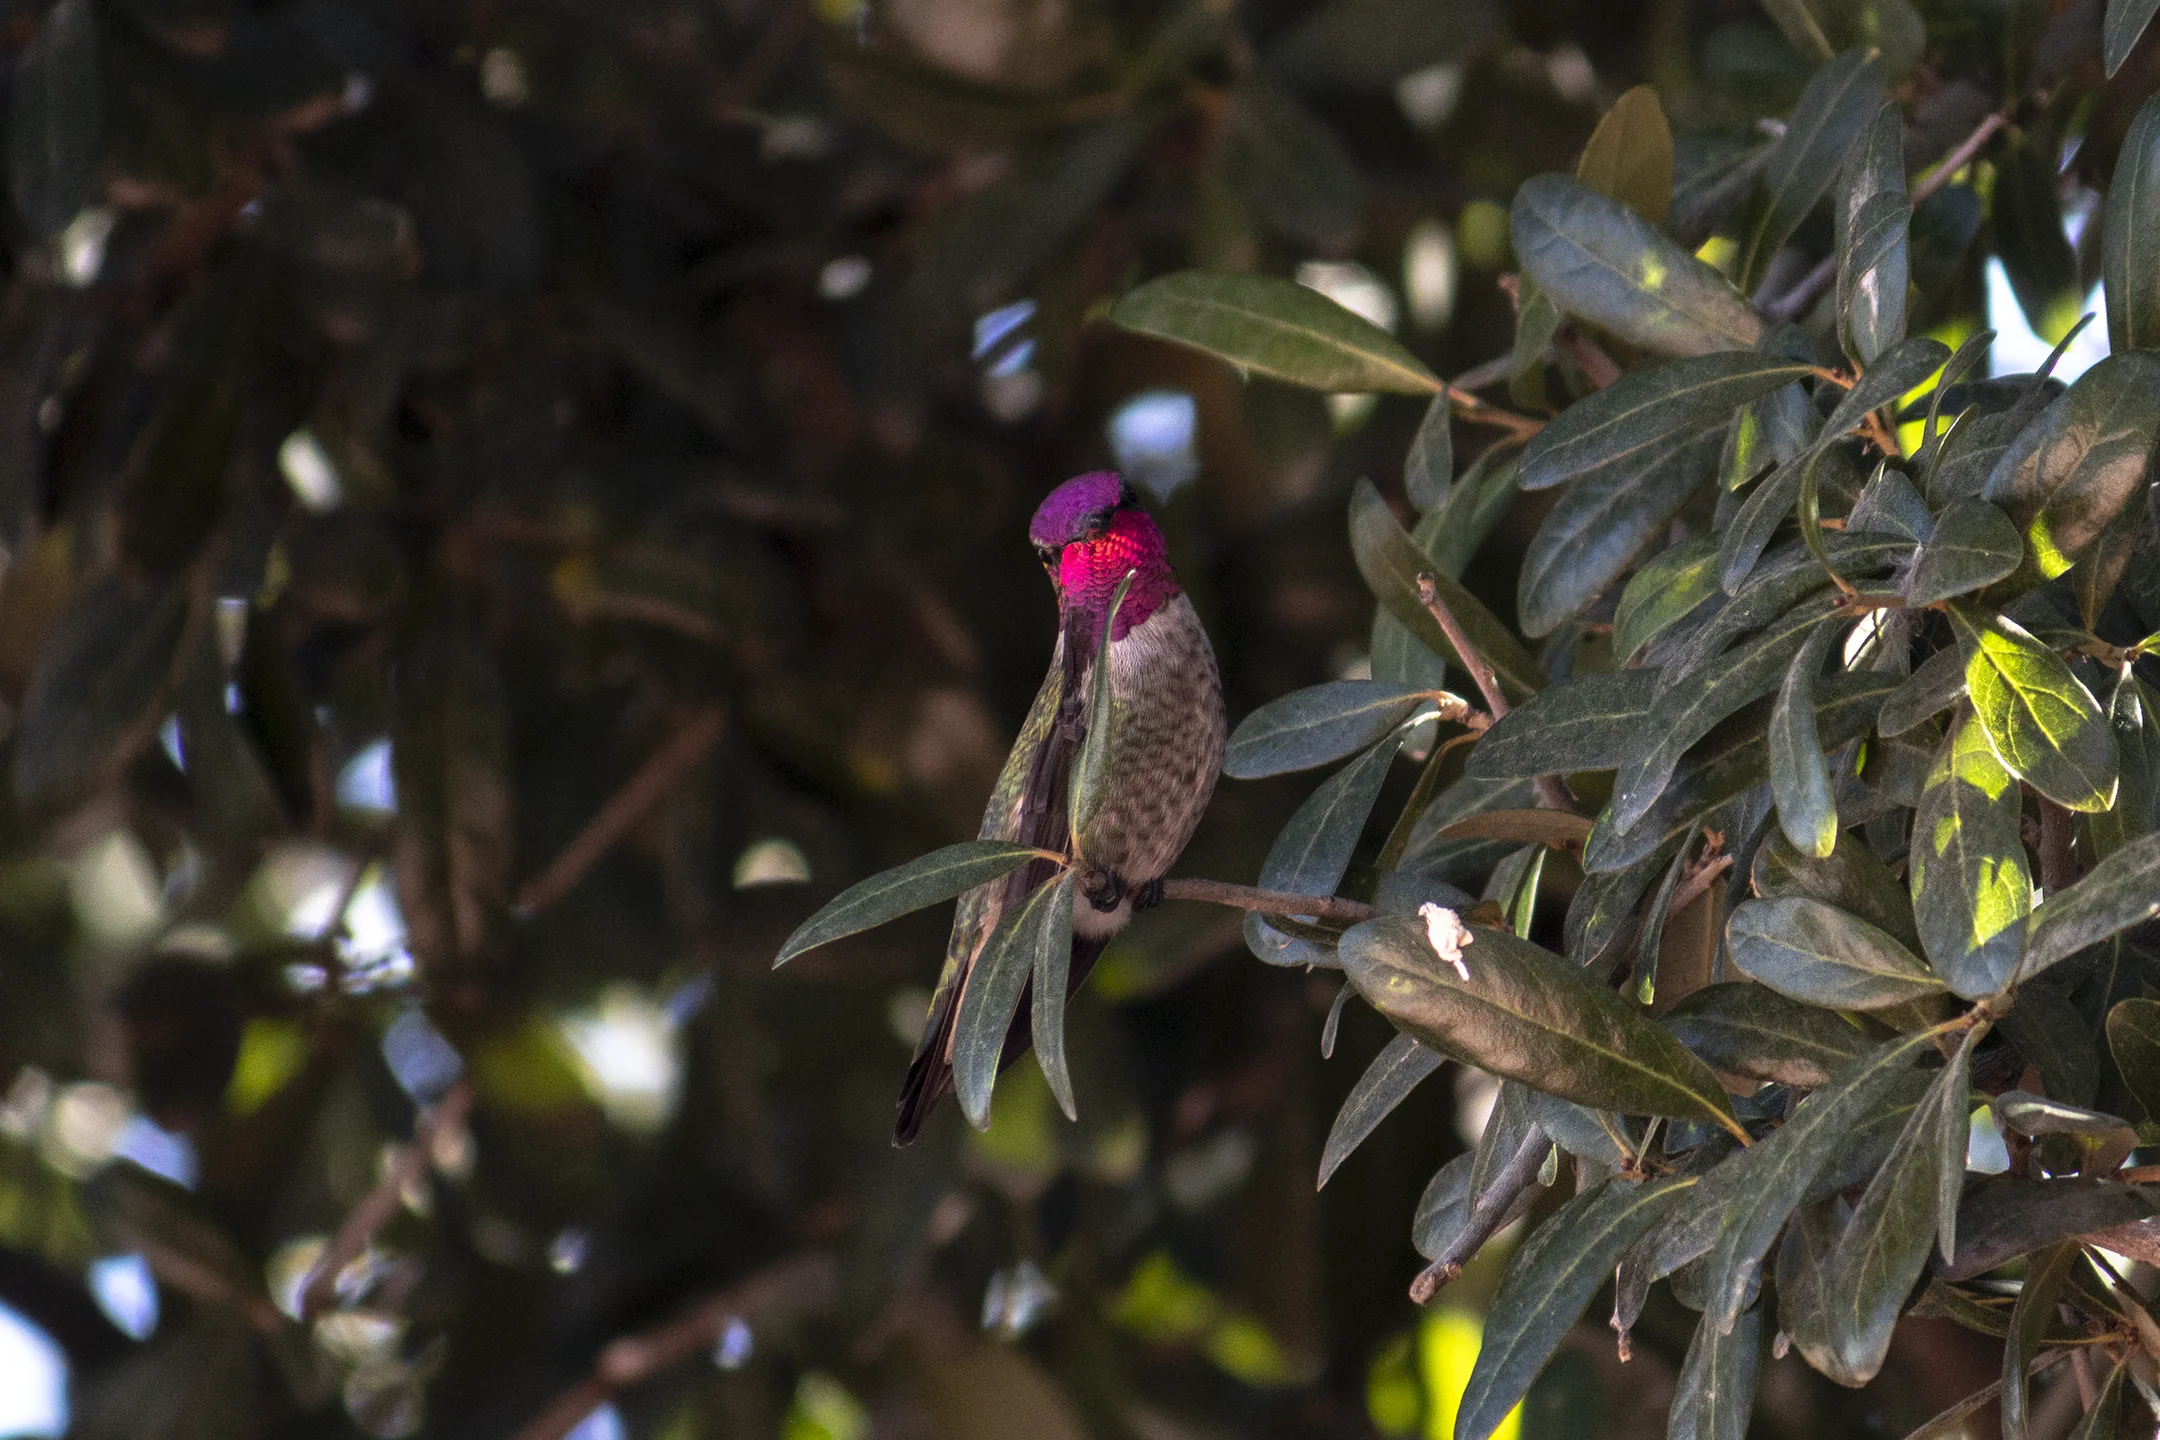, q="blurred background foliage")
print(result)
[0,0,2135,1434]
